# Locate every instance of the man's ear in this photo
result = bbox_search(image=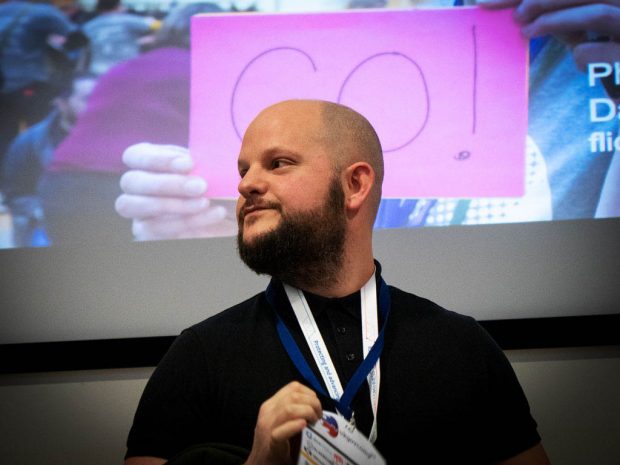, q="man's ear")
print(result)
[342,162,375,212]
